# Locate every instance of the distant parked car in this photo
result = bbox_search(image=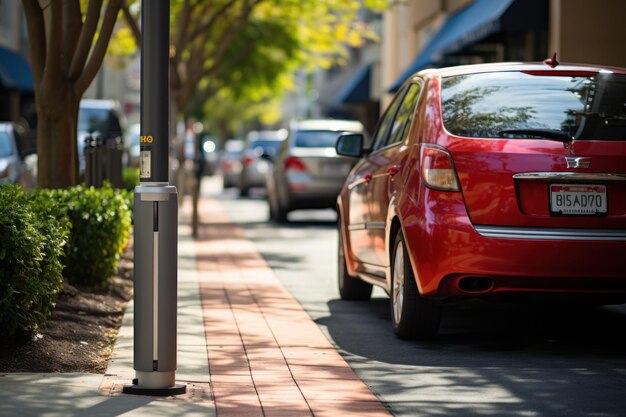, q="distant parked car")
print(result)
[239,129,287,196]
[266,119,365,222]
[0,122,35,187]
[335,61,626,340]
[128,122,140,167]
[77,99,128,174]
[219,139,244,189]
